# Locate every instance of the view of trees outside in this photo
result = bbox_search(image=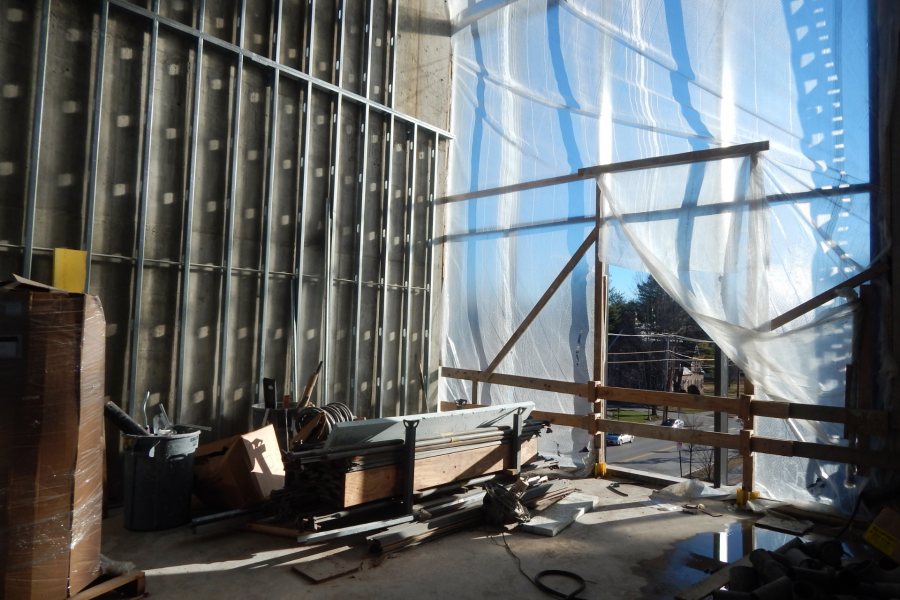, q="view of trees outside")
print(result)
[607,274,744,482]
[607,275,749,396]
